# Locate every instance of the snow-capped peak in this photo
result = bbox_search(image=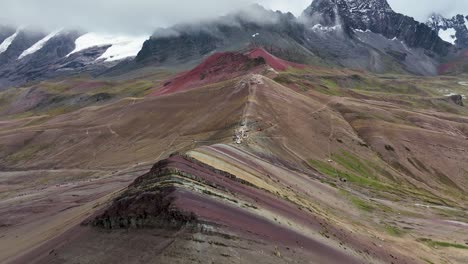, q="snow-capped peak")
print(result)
[0,30,20,54]
[18,29,62,60]
[426,13,468,47]
[68,32,147,62]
